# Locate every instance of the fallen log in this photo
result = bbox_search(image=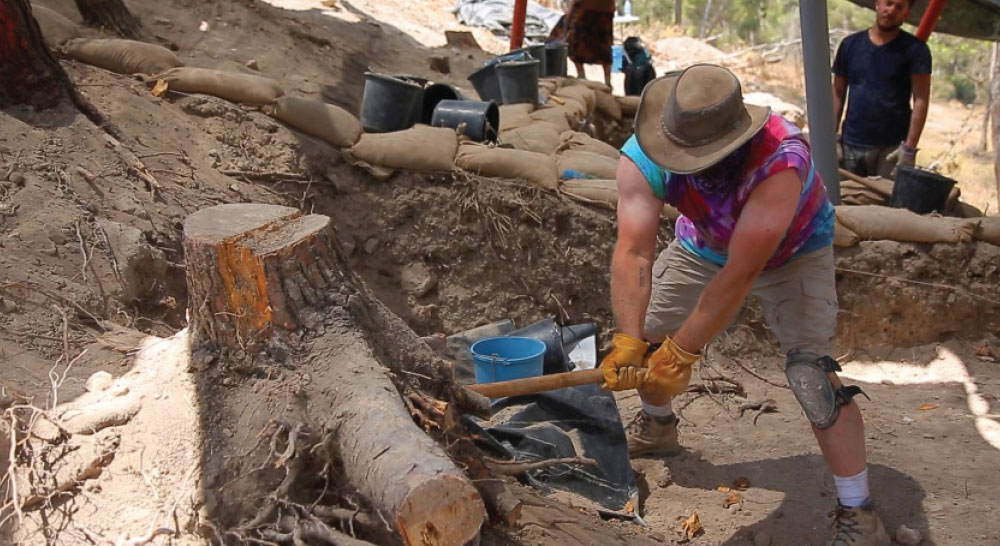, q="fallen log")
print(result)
[183,204,485,545]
